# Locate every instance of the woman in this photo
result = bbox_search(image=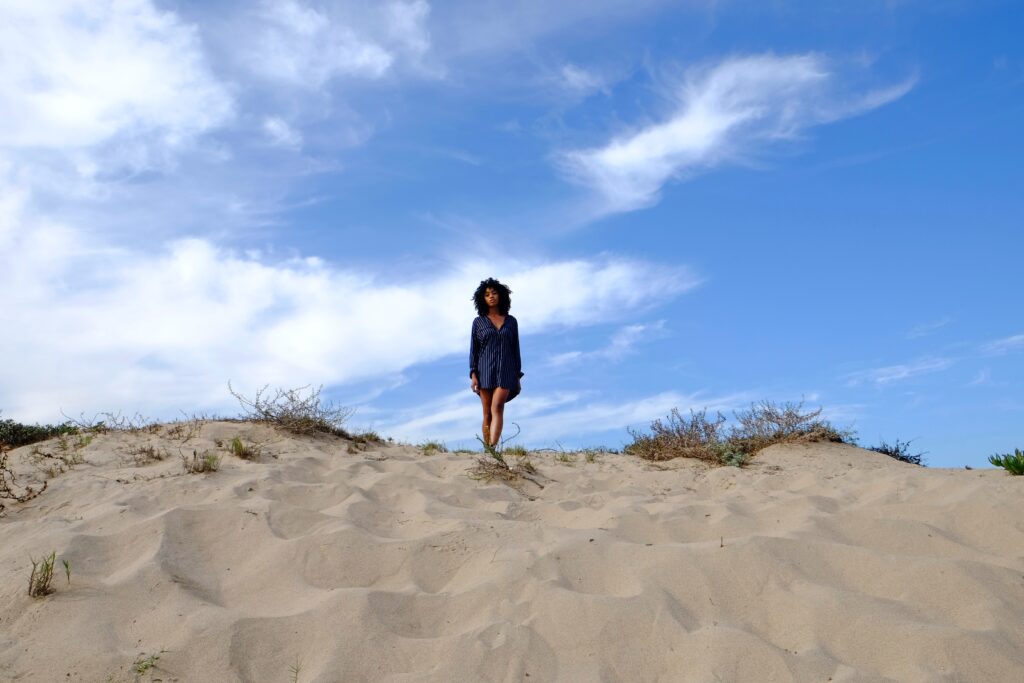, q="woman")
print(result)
[469,278,523,449]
